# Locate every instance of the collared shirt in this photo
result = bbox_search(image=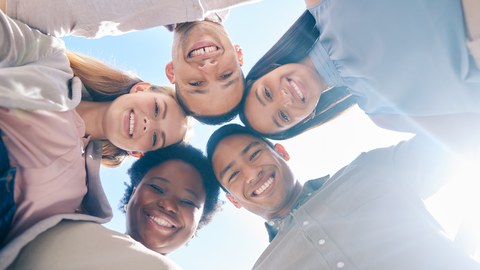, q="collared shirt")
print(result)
[254,136,480,270]
[265,176,330,242]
